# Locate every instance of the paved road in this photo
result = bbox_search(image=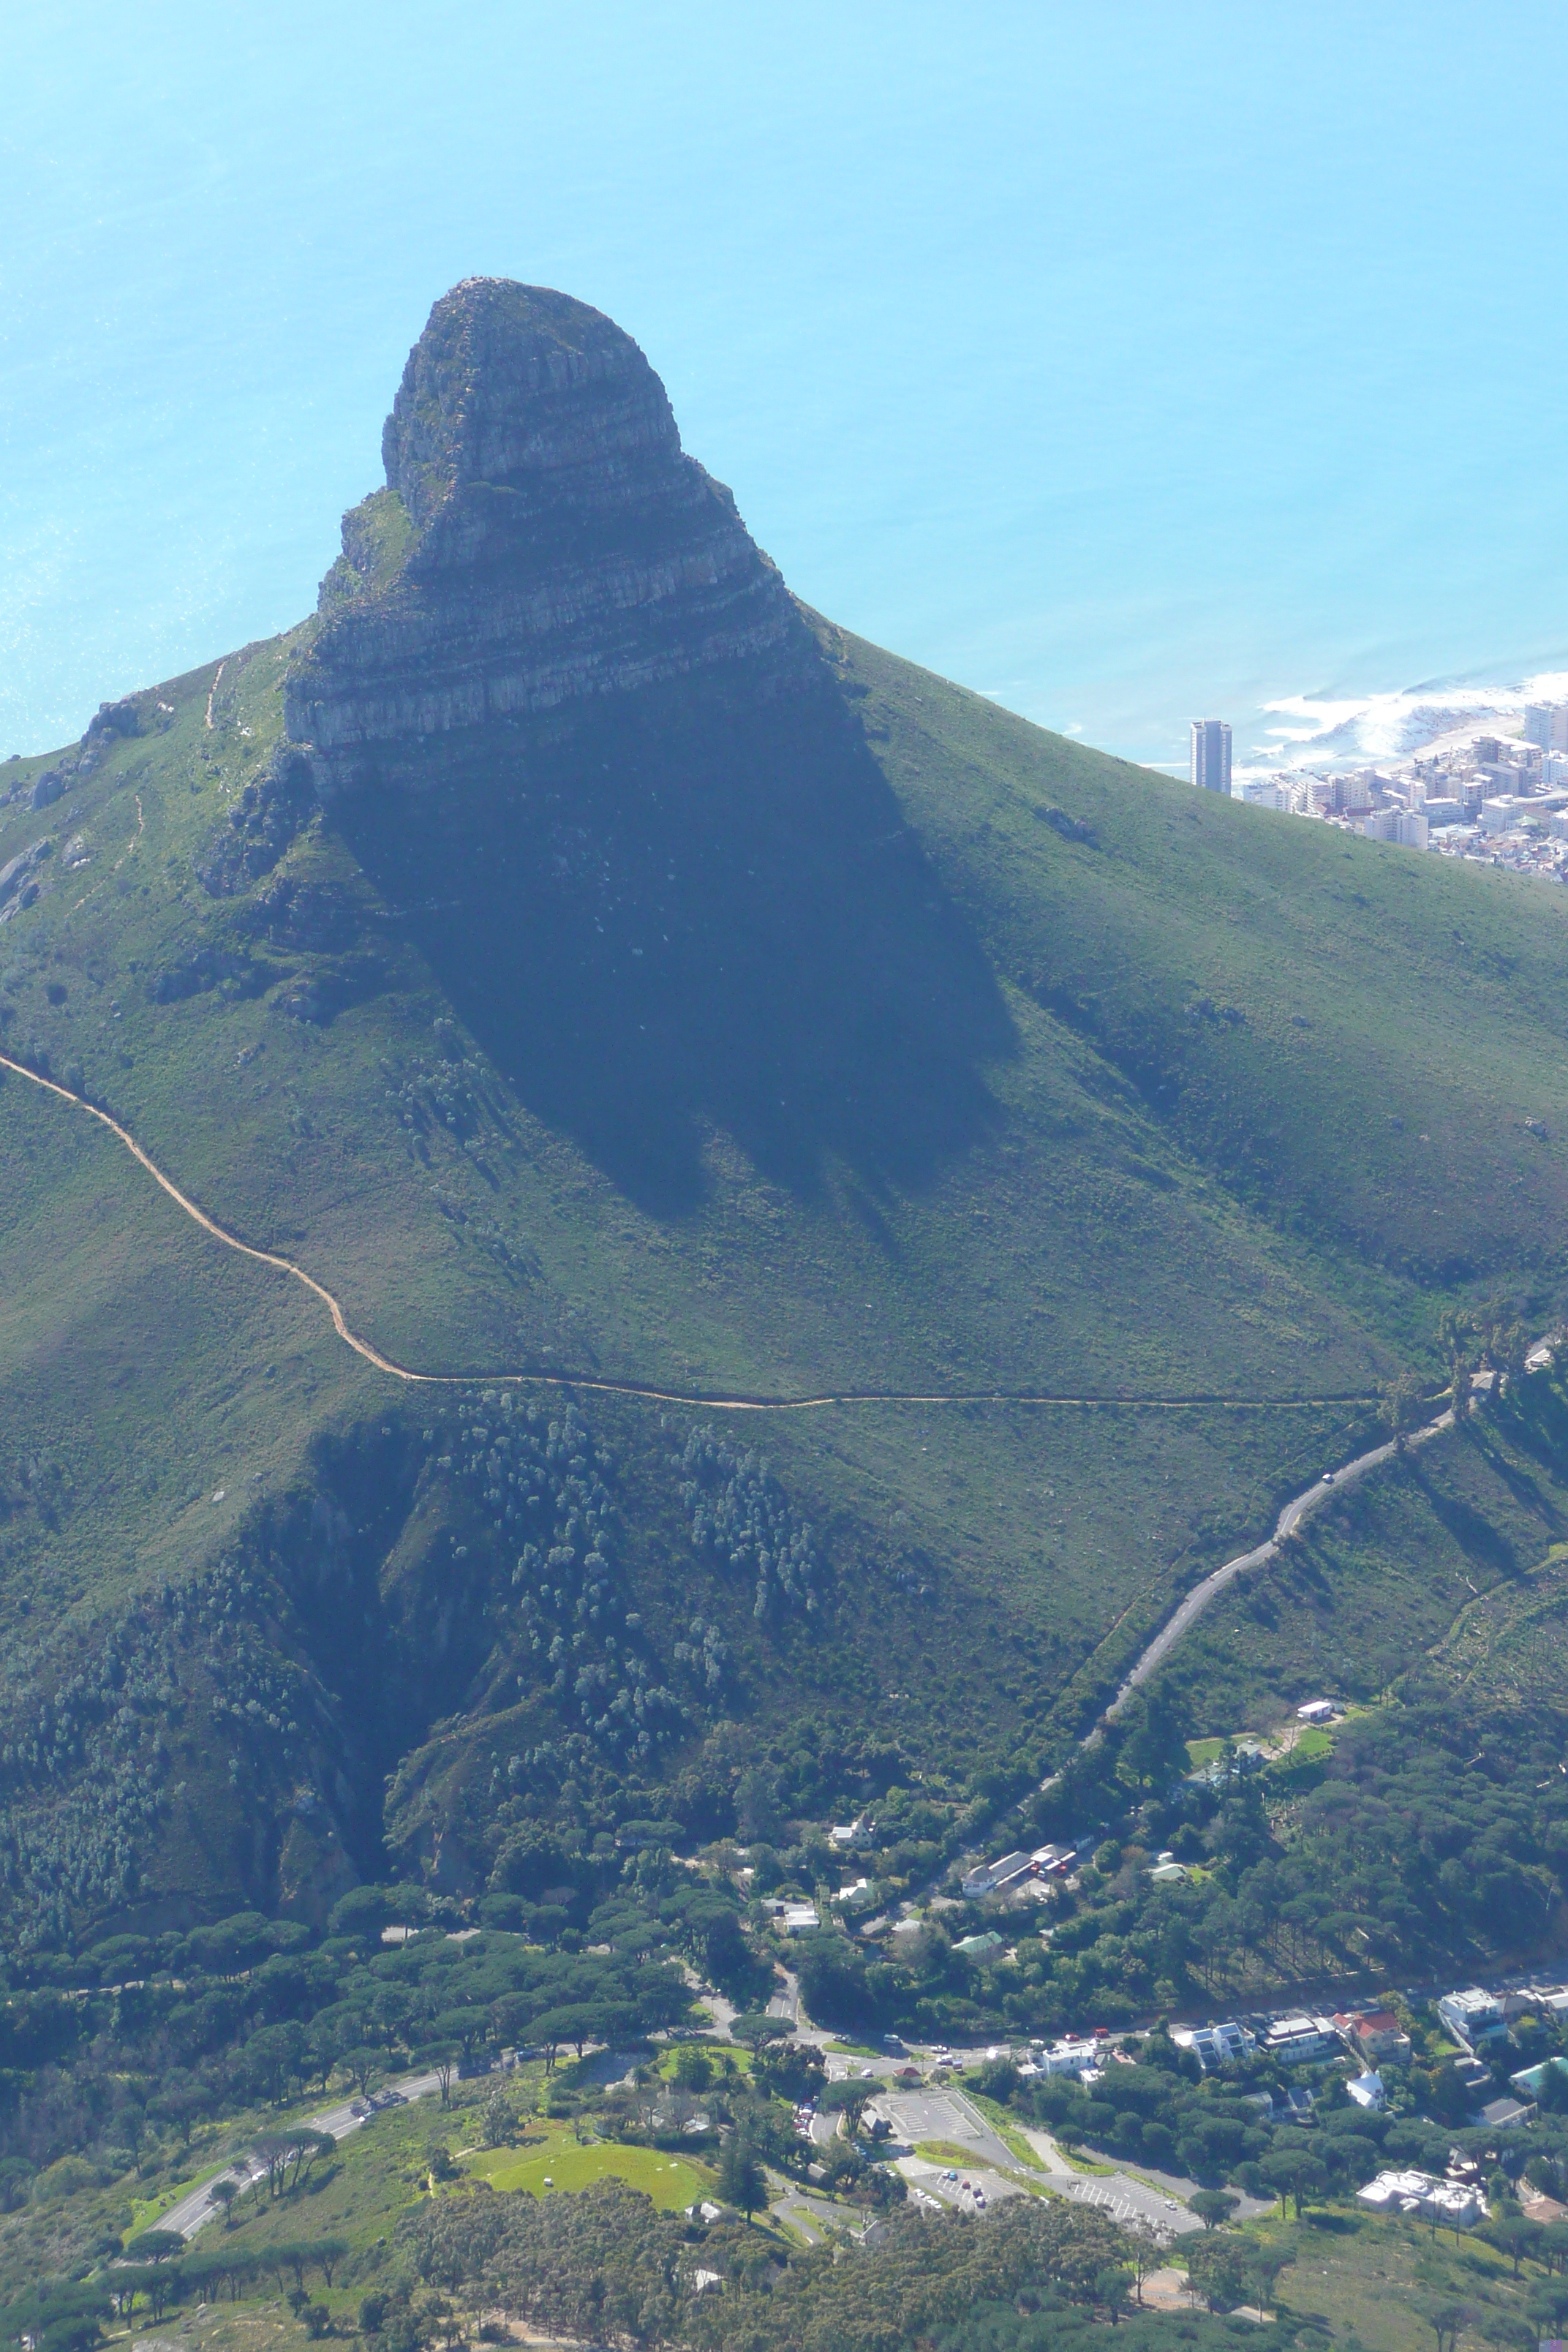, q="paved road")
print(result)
[868,2084,1017,2173]
[157,2068,443,2241]
[898,2153,1021,2212]
[767,1971,802,2027]
[1091,1402,1462,1737]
